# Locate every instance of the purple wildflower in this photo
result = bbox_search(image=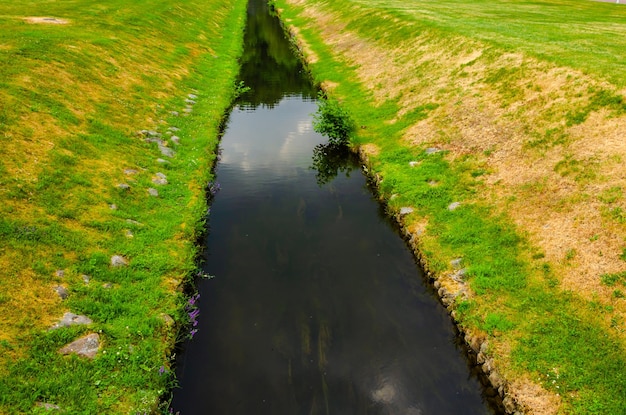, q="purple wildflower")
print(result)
[158,366,166,376]
[190,329,198,338]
